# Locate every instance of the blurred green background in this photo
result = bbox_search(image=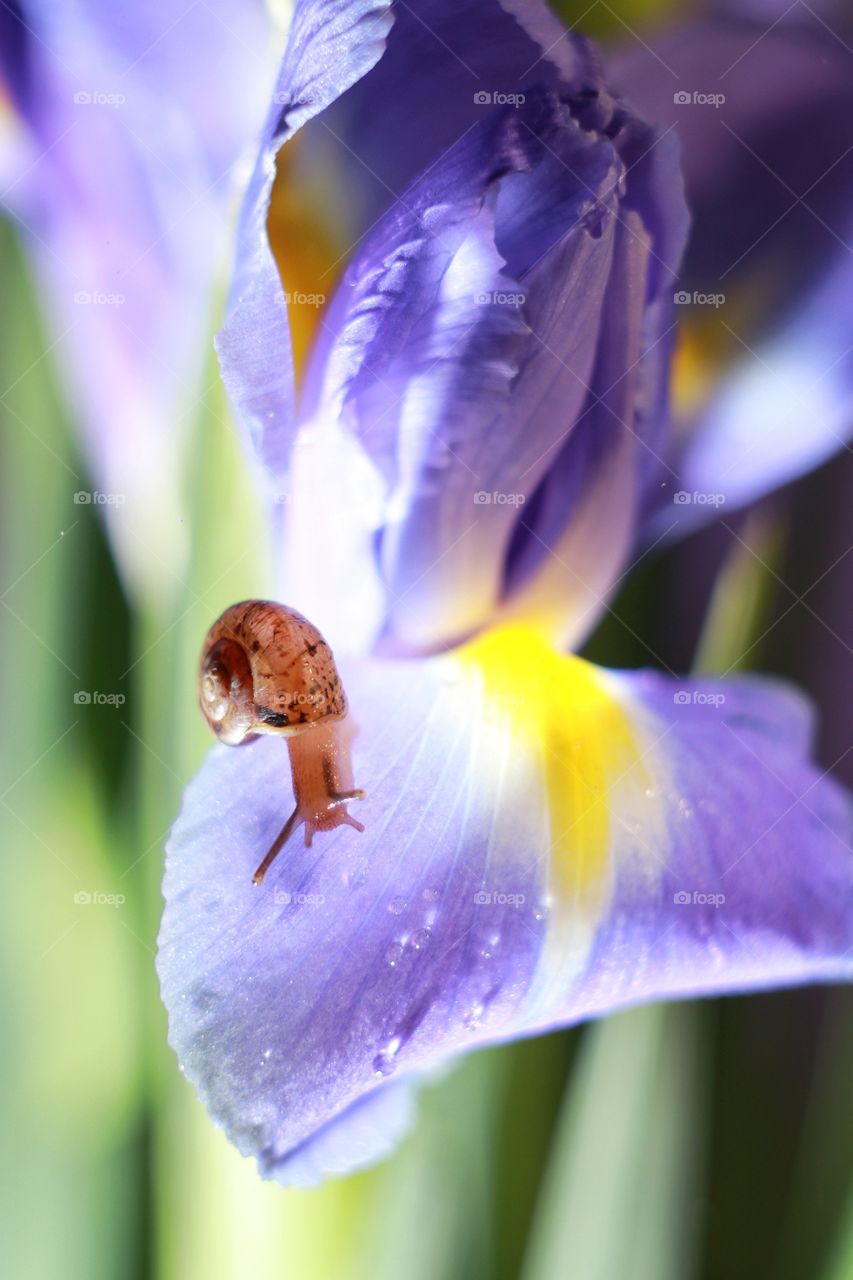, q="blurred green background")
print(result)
[2,28,853,1275]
